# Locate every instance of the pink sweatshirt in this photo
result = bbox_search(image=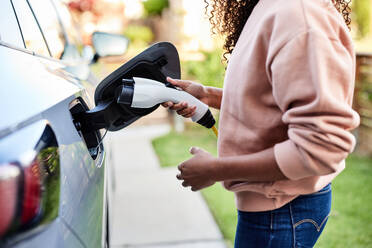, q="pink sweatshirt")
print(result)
[218,0,360,211]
